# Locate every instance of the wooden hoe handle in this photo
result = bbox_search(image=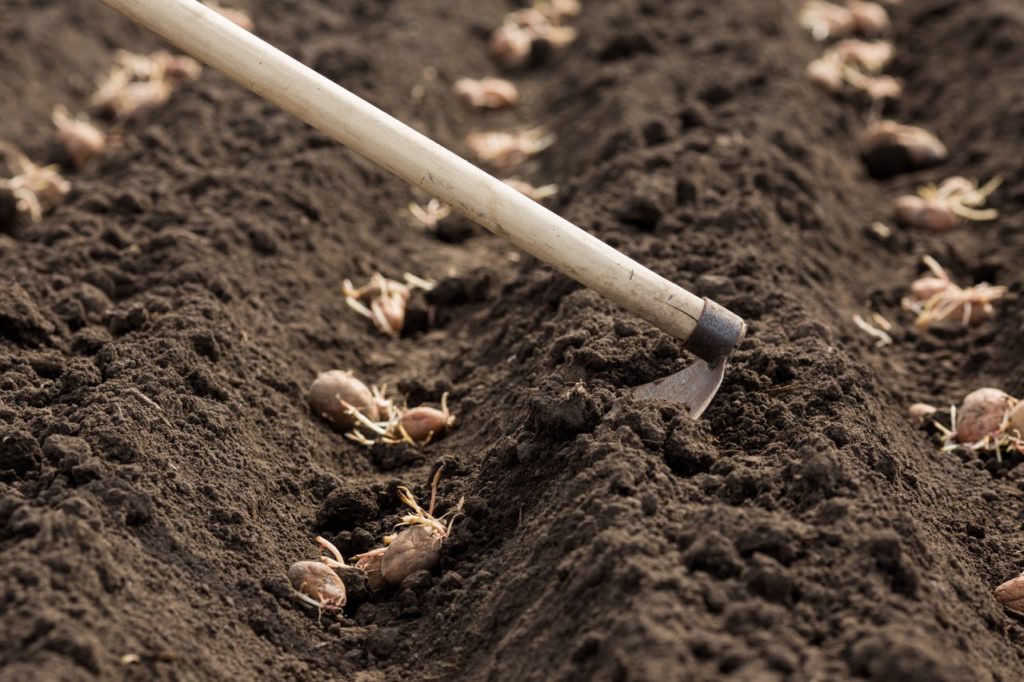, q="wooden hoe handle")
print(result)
[96,0,745,361]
